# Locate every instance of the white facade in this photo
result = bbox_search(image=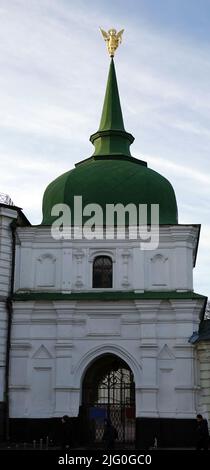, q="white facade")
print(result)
[197,342,210,419]
[7,223,204,420]
[0,206,17,404]
[14,224,198,293]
